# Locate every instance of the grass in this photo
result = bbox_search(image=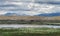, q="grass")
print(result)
[0,20,60,25]
[0,28,60,36]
